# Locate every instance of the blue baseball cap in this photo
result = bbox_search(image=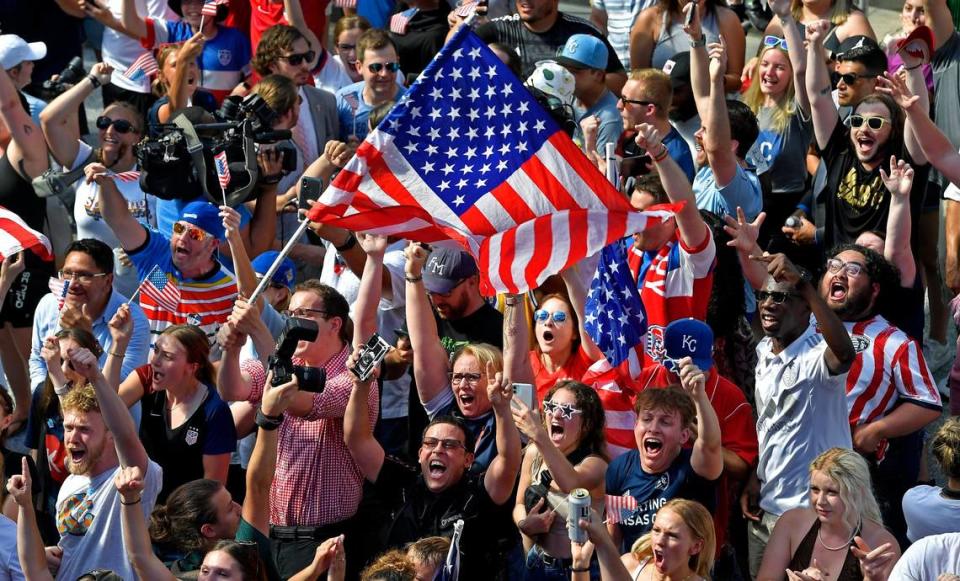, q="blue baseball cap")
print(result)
[663,318,714,373]
[251,251,296,290]
[555,34,608,71]
[179,201,225,241]
[422,247,478,294]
